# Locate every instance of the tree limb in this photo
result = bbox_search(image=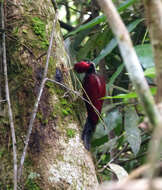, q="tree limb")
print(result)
[143,0,162,183]
[143,0,162,104]
[1,2,17,190]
